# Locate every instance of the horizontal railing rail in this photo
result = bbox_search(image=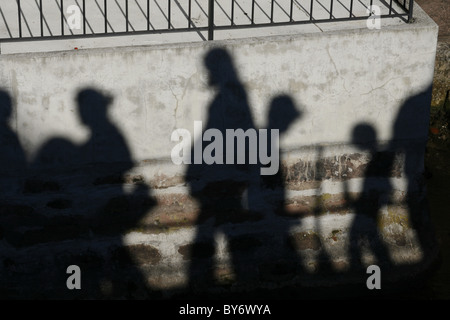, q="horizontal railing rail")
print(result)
[0,0,415,42]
